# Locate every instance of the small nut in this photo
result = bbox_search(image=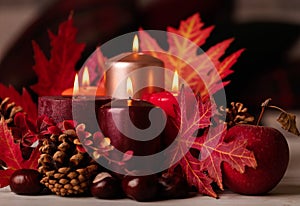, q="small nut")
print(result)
[9,169,43,195]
